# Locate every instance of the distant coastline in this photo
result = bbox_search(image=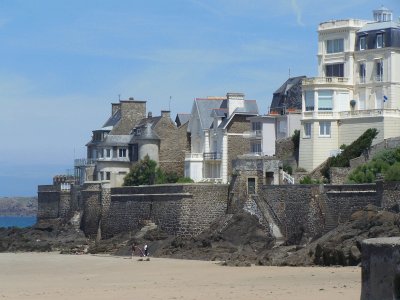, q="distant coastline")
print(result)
[0,197,38,217]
